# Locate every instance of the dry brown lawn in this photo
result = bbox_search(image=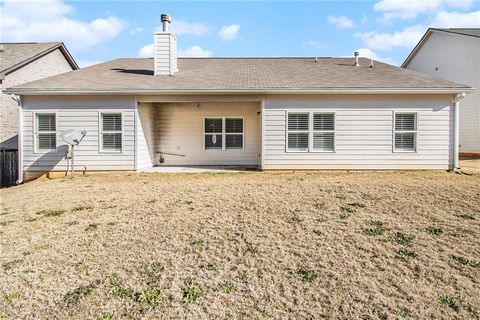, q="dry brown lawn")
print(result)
[1,161,479,320]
